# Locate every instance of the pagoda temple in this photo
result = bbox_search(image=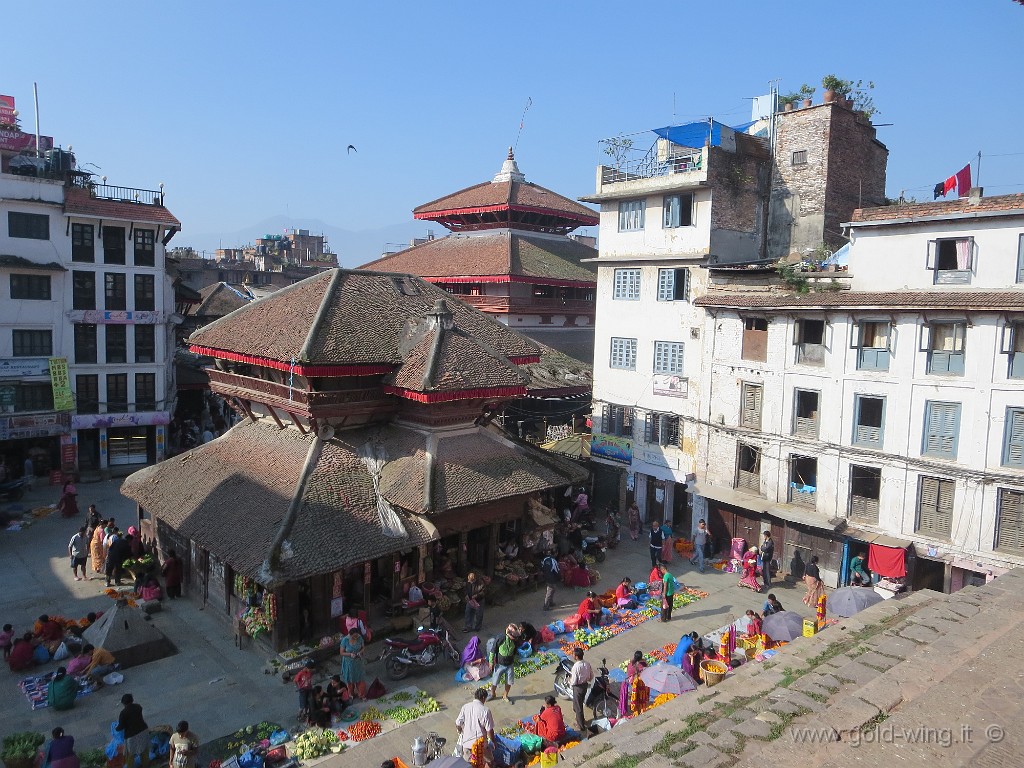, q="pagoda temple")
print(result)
[361,150,598,435]
[121,269,585,650]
